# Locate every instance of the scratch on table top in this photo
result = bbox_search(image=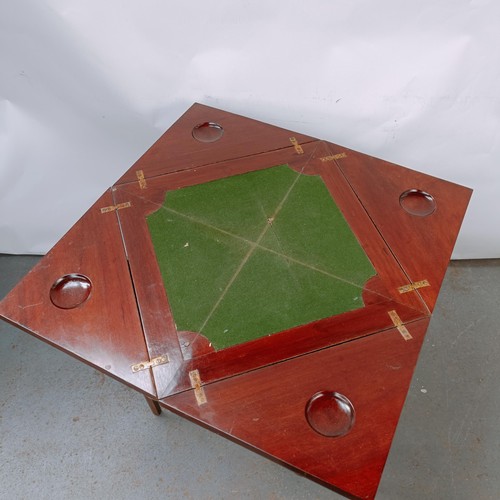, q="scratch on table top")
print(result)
[17,302,43,310]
